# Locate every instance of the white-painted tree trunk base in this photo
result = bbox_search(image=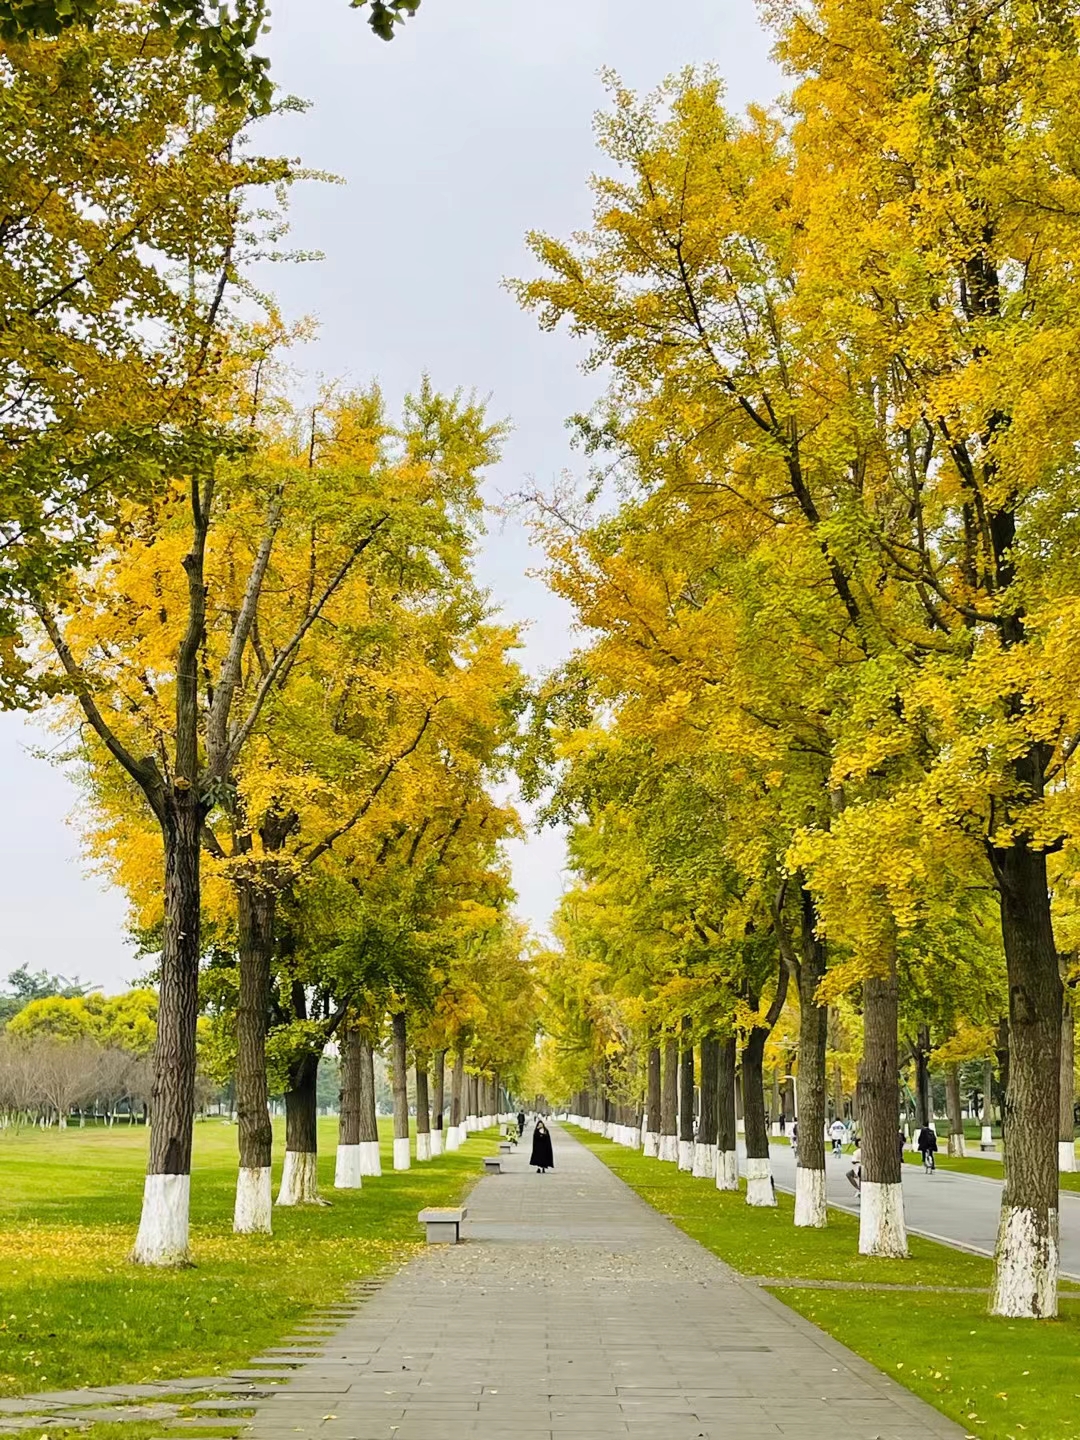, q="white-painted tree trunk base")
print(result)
[430,1130,444,1156]
[277,1150,324,1206]
[446,1125,462,1150]
[234,1166,274,1231]
[333,1146,363,1190]
[604,1121,615,1140]
[416,1132,432,1161]
[794,1166,827,1228]
[692,1142,717,1179]
[990,1204,1059,1317]
[393,1137,411,1171]
[358,1140,382,1176]
[948,1134,966,1158]
[132,1173,191,1265]
[981,1124,994,1150]
[858,1181,908,1257]
[643,1131,659,1158]
[677,1139,694,1171]
[1059,1141,1076,1172]
[716,1149,739,1191]
[658,1133,678,1163]
[745,1157,776,1207]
